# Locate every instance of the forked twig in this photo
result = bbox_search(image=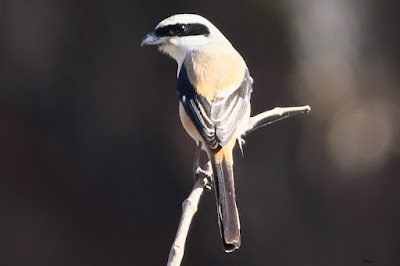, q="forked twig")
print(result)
[167,105,311,266]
